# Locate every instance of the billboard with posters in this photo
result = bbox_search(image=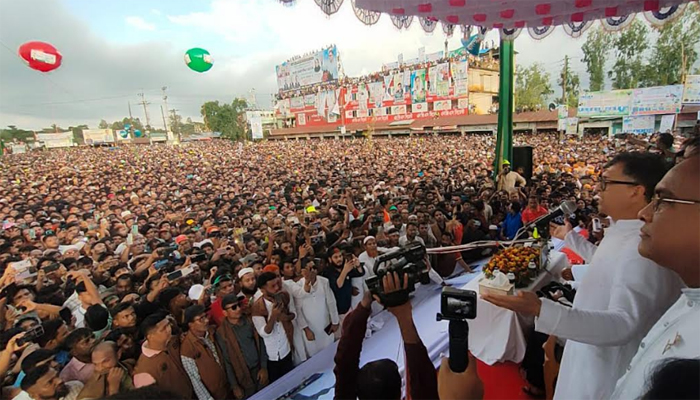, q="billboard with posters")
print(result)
[83,129,115,145]
[577,90,632,117]
[623,115,656,134]
[275,45,338,93]
[629,85,683,116]
[682,75,700,104]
